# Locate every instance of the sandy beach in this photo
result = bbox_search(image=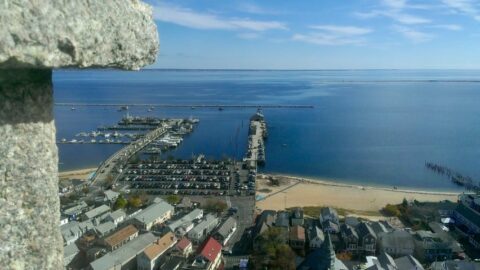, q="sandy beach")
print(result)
[59,167,97,181]
[256,174,460,216]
